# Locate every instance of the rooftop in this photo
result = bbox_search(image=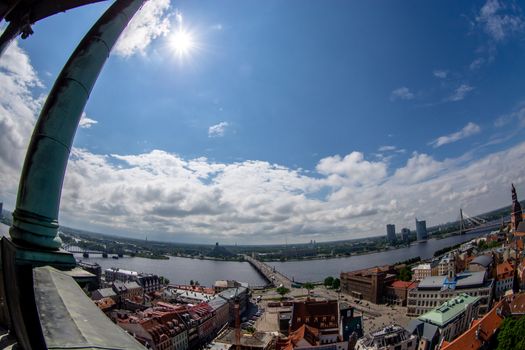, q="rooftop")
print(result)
[418,293,480,327]
[470,255,493,268]
[417,271,488,290]
[357,324,415,348]
[214,328,274,348]
[390,280,418,289]
[440,299,510,350]
[496,261,514,277]
[106,268,139,277]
